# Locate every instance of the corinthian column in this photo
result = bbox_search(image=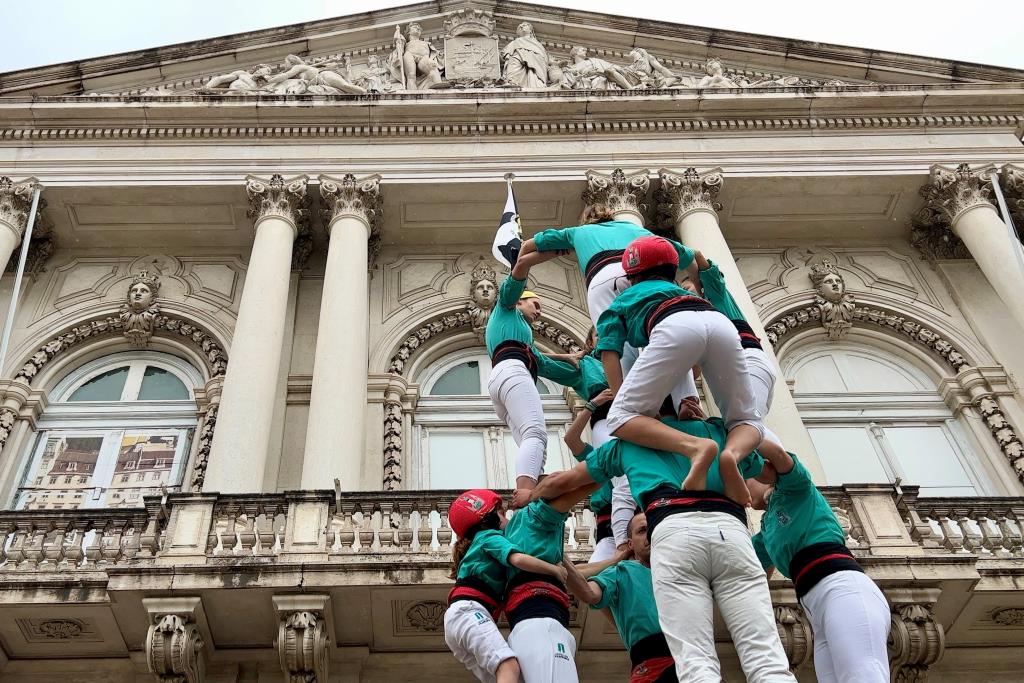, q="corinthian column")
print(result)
[582,168,650,226]
[204,174,308,493]
[921,163,1024,332]
[0,176,41,269]
[301,174,382,490]
[657,167,822,474]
